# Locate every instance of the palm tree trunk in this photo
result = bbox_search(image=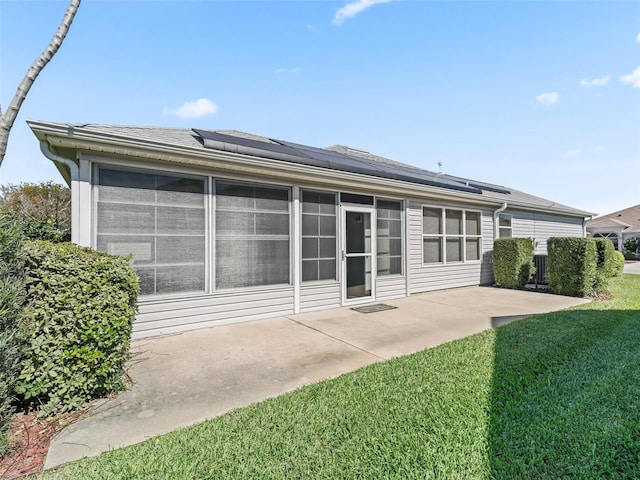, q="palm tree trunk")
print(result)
[0,0,81,167]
